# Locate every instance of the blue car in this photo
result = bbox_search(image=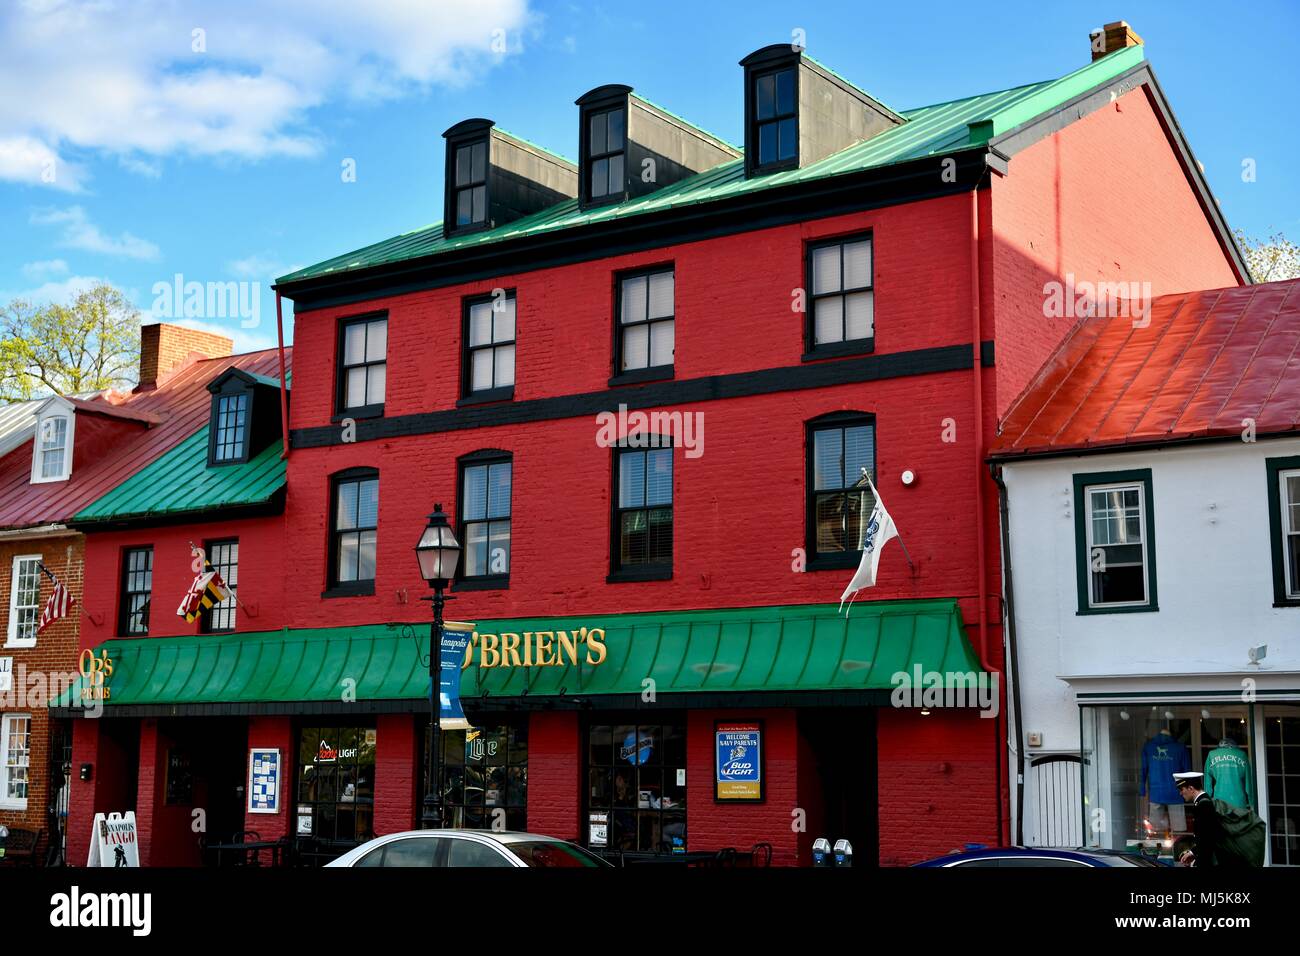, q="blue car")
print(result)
[913,846,1169,868]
